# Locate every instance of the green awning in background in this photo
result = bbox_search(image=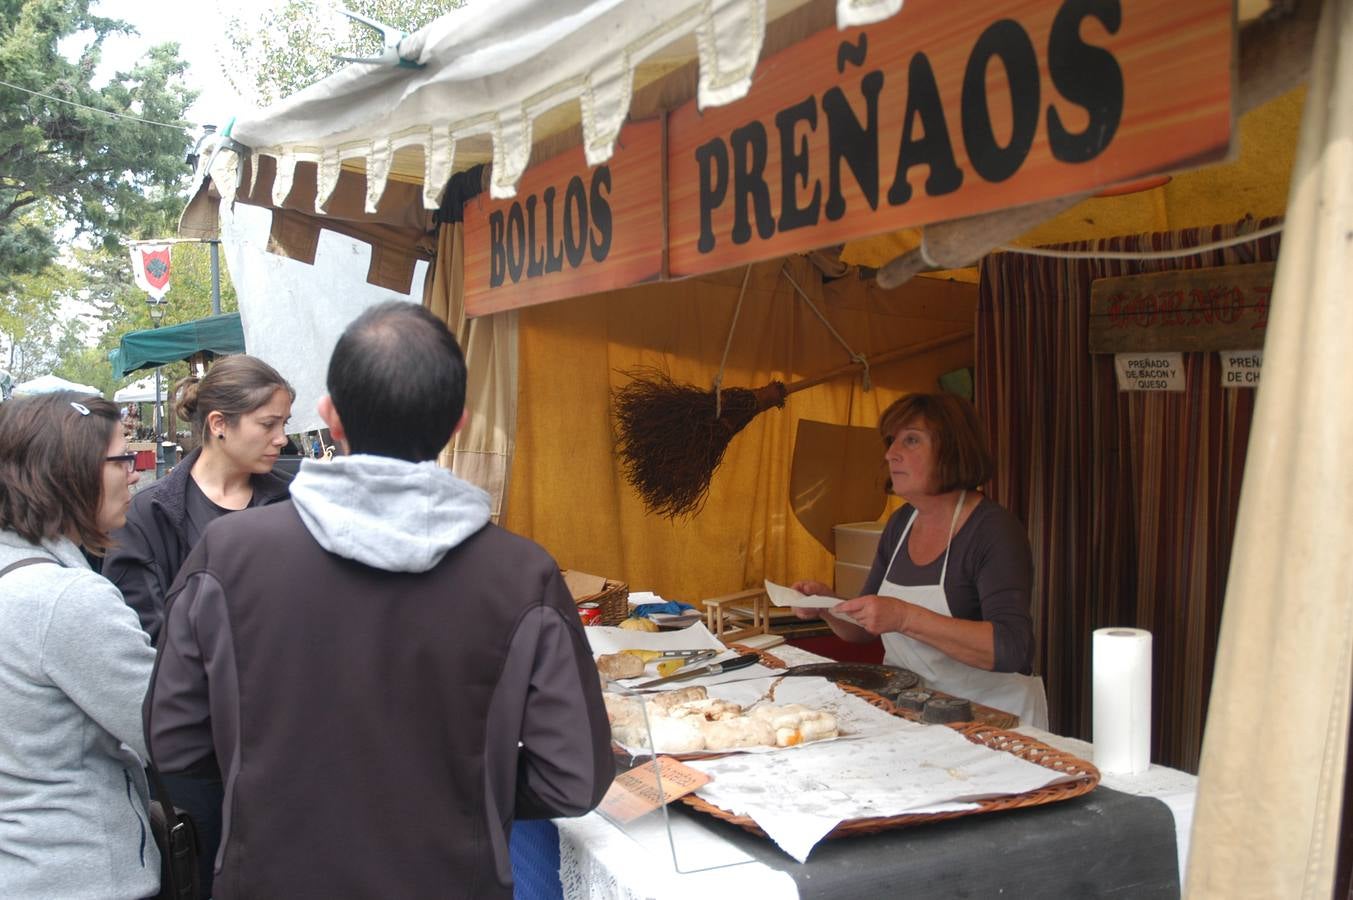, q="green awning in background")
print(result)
[109,313,246,377]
